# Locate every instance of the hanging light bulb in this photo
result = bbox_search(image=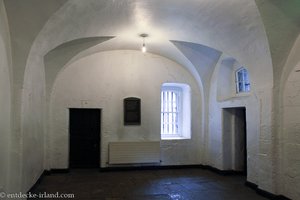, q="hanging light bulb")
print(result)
[140,33,148,53]
[142,42,147,53]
